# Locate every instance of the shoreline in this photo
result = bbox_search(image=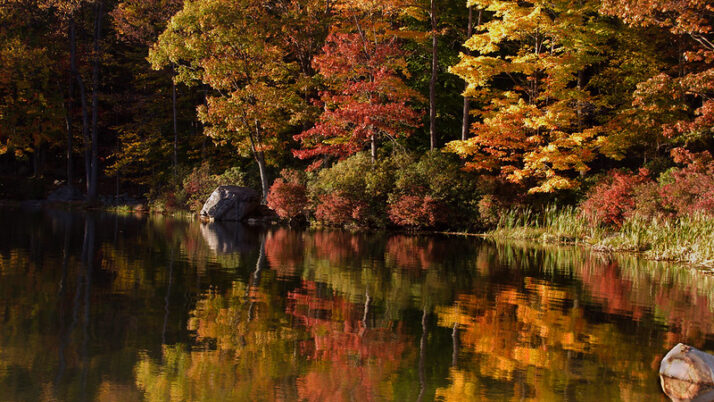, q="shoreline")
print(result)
[3,199,712,271]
